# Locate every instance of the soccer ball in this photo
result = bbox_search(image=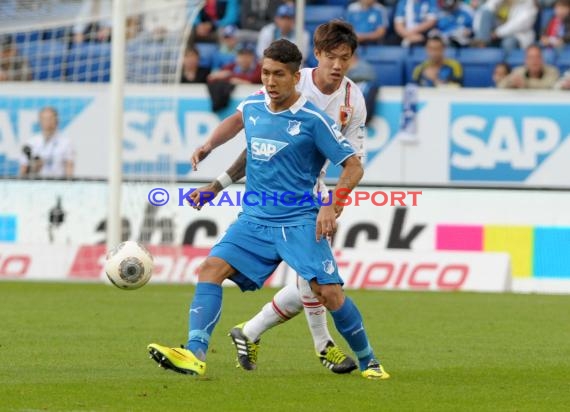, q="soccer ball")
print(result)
[105,241,154,290]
